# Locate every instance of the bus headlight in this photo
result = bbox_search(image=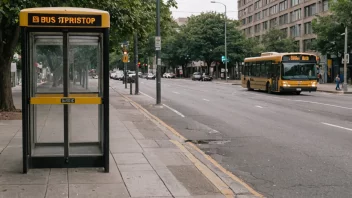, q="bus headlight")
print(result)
[311,82,317,87]
[283,81,290,87]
